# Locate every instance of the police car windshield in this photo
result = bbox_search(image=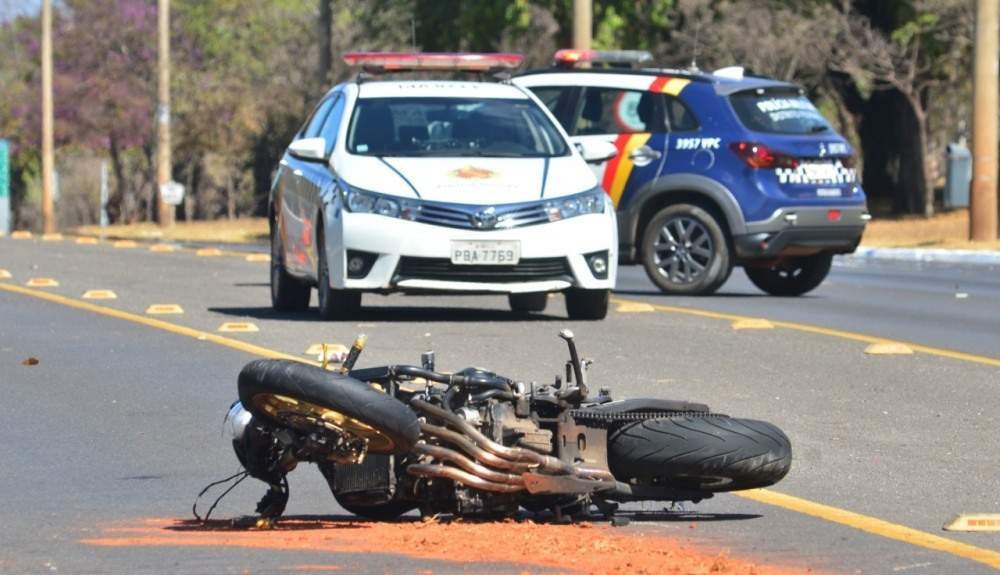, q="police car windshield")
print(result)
[347,97,569,158]
[730,88,832,135]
